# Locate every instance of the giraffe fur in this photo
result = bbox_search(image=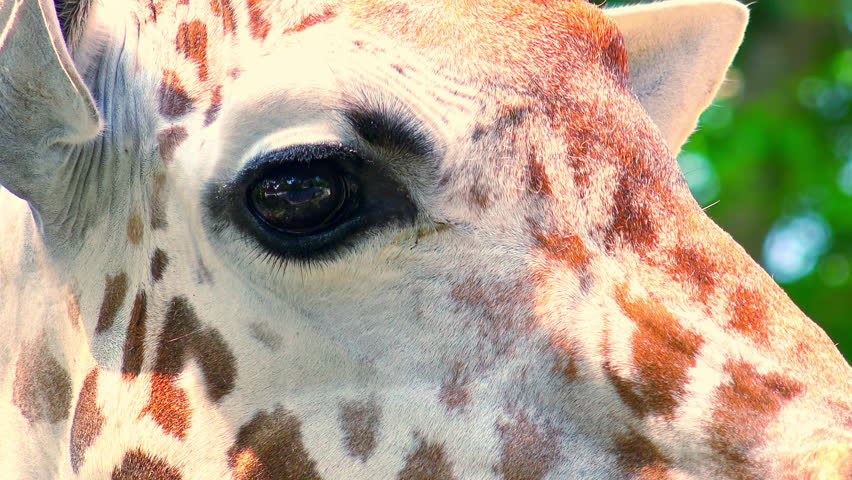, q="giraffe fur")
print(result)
[0,0,850,478]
